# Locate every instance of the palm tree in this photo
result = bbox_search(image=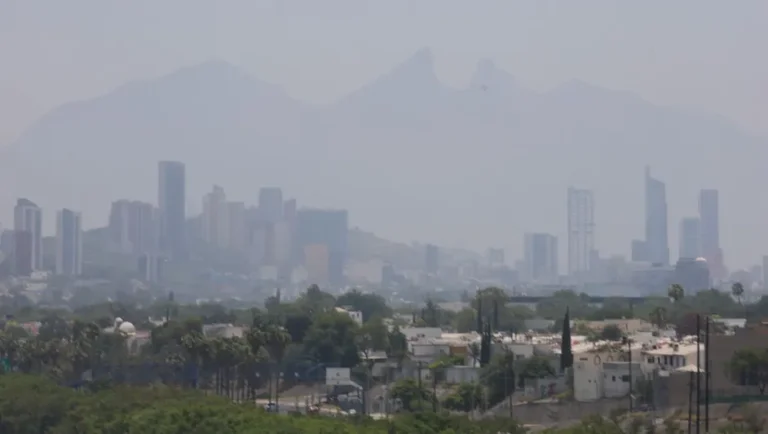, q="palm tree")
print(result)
[650,306,668,330]
[181,331,210,388]
[468,342,481,368]
[668,284,685,303]
[732,282,745,305]
[70,320,101,379]
[423,299,440,327]
[264,324,290,409]
[244,322,266,399]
